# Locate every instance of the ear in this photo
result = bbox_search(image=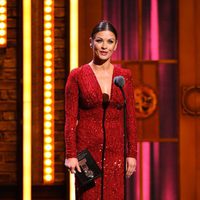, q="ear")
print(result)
[114,40,118,51]
[89,37,93,48]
